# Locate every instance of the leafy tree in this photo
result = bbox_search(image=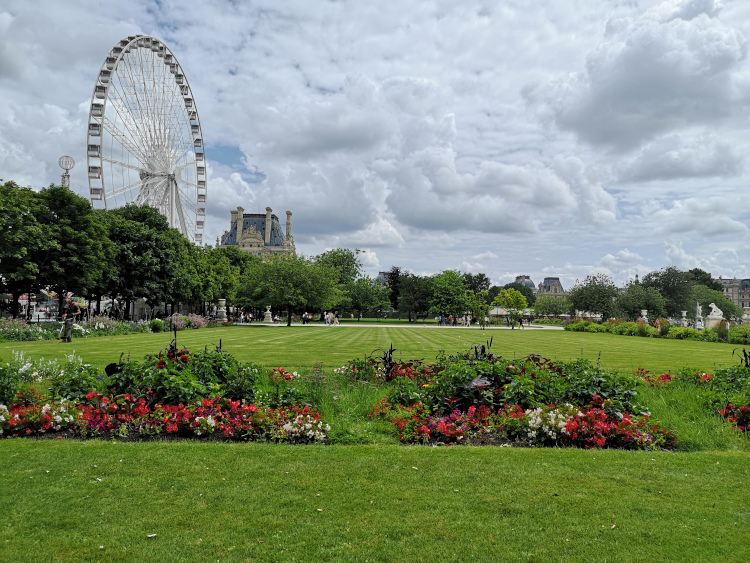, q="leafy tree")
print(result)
[316,248,363,286]
[429,270,467,318]
[685,268,723,292]
[213,245,261,278]
[615,283,666,321]
[384,266,403,310]
[349,276,391,319]
[641,266,691,318]
[0,182,50,317]
[238,254,339,326]
[492,288,527,328]
[466,290,491,326]
[398,274,433,322]
[316,248,363,313]
[568,274,618,319]
[533,295,571,317]
[487,285,502,304]
[100,205,173,319]
[503,282,536,306]
[462,272,491,294]
[34,185,107,315]
[691,285,742,320]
